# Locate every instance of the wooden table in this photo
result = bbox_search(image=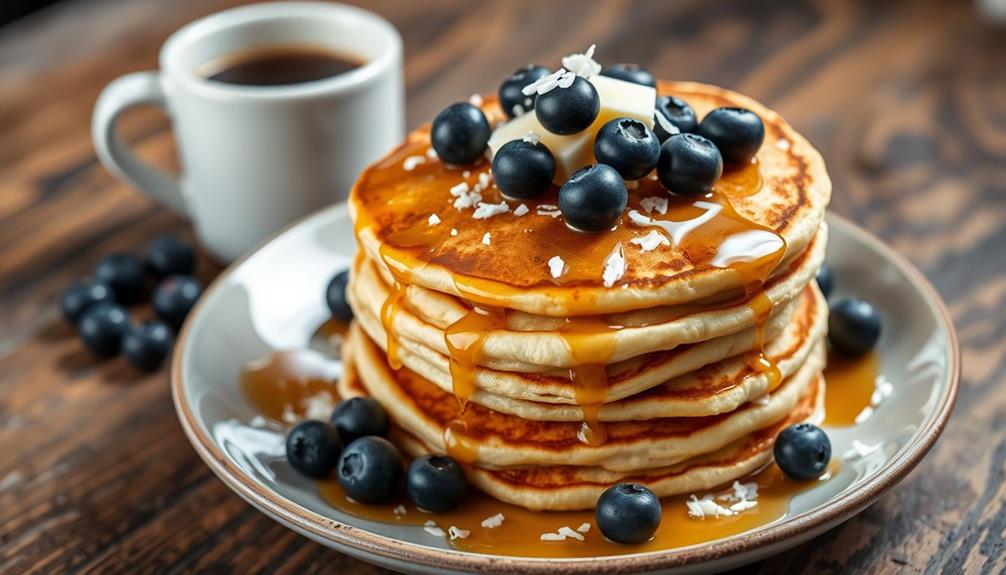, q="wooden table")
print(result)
[1,0,1002,572]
